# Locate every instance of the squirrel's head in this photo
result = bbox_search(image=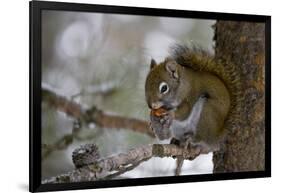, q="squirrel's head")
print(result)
[145,58,188,111]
